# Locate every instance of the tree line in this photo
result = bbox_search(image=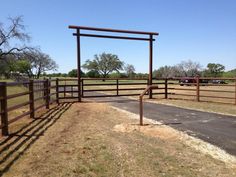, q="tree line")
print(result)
[46,52,138,78]
[0,16,58,79]
[153,60,235,78]
[46,58,235,79]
